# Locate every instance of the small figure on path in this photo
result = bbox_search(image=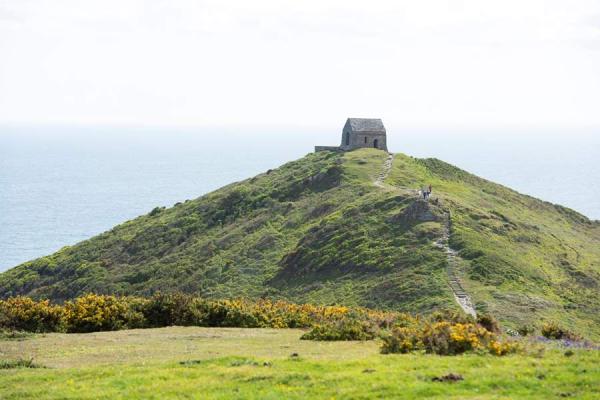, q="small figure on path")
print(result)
[421,184,432,200]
